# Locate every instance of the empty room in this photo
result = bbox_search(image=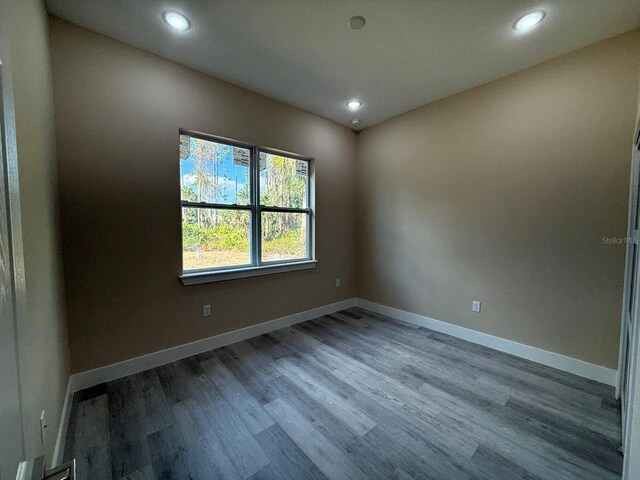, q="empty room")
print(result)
[2,0,640,479]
